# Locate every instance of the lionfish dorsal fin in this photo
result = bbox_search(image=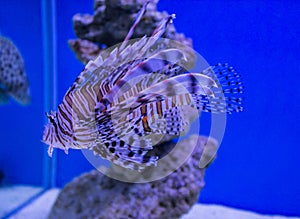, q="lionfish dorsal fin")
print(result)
[68,7,176,103]
[119,0,151,51]
[98,72,217,119]
[97,48,189,107]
